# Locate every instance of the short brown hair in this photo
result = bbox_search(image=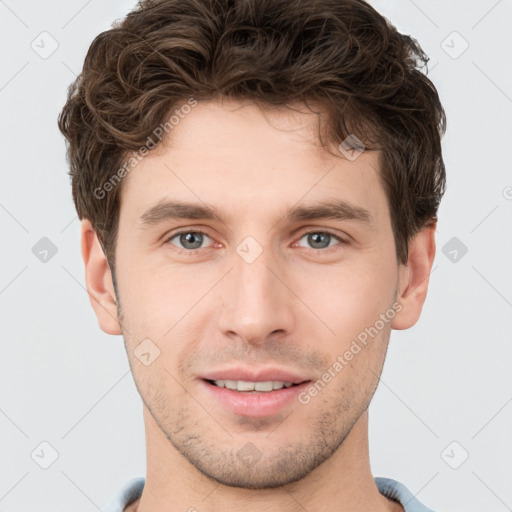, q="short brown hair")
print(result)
[58,0,446,274]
